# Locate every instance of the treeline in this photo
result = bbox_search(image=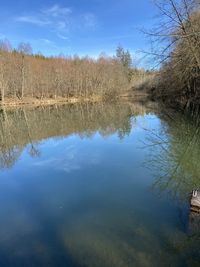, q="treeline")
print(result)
[0,41,131,103]
[149,0,200,109]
